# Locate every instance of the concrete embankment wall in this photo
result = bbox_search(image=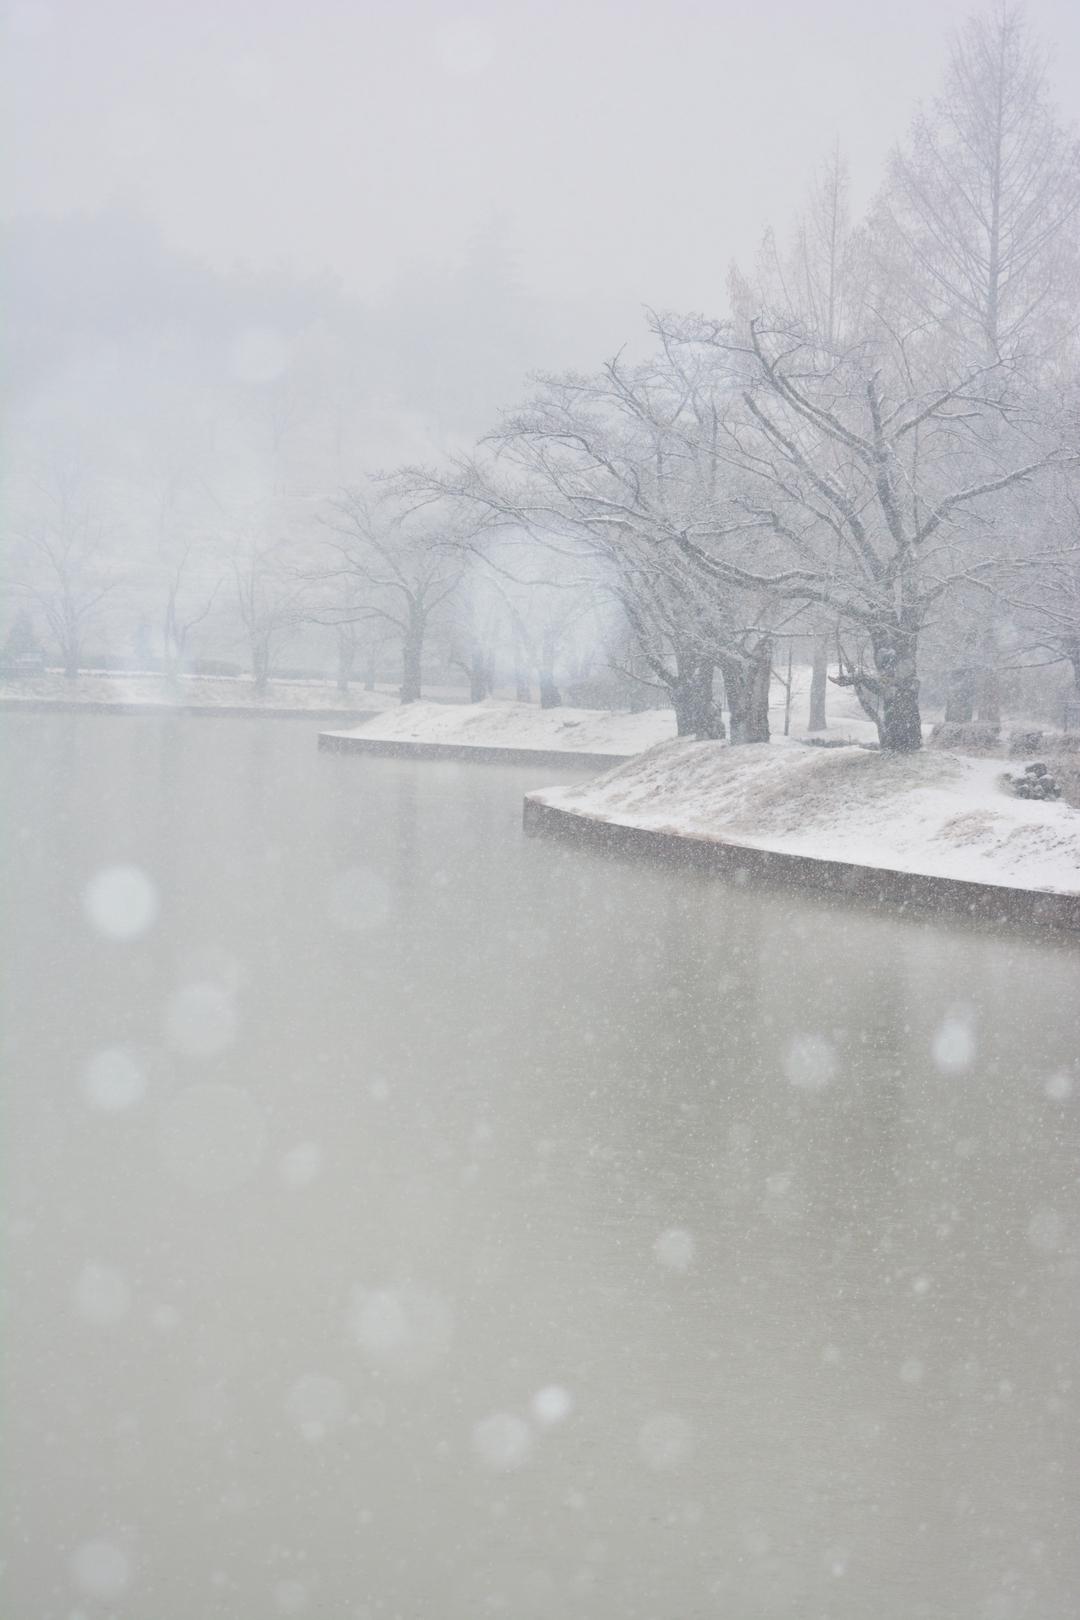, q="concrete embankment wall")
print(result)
[523,794,1080,933]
